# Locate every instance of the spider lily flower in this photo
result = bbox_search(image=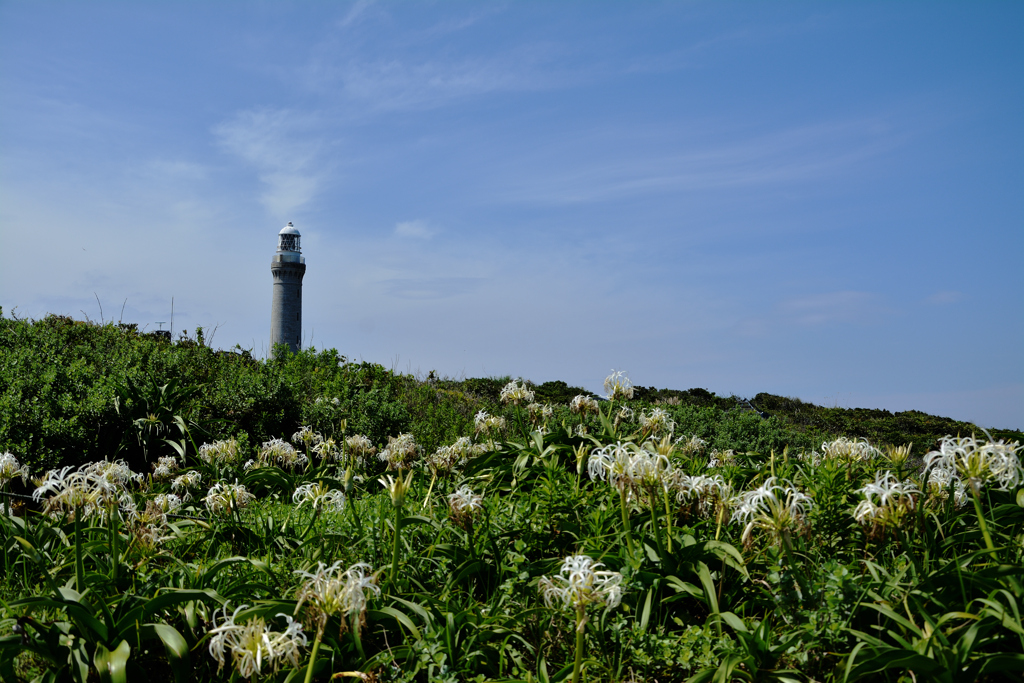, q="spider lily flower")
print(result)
[292,425,324,447]
[853,471,920,530]
[628,448,674,495]
[731,477,812,547]
[707,449,736,468]
[0,452,29,488]
[603,370,634,401]
[639,408,675,437]
[474,410,507,436]
[207,604,307,678]
[345,435,377,464]
[448,485,483,525]
[171,470,202,496]
[539,555,623,626]
[312,437,340,461]
[152,456,179,481]
[805,437,882,466]
[500,379,535,406]
[152,493,183,513]
[569,395,599,415]
[379,470,415,510]
[125,499,174,548]
[257,438,308,470]
[924,434,1022,494]
[198,438,244,467]
[32,460,139,518]
[588,442,635,493]
[377,433,421,470]
[294,562,381,629]
[292,482,345,512]
[675,434,707,457]
[203,481,256,515]
[428,437,483,475]
[527,402,555,424]
[675,474,733,516]
[924,465,968,507]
